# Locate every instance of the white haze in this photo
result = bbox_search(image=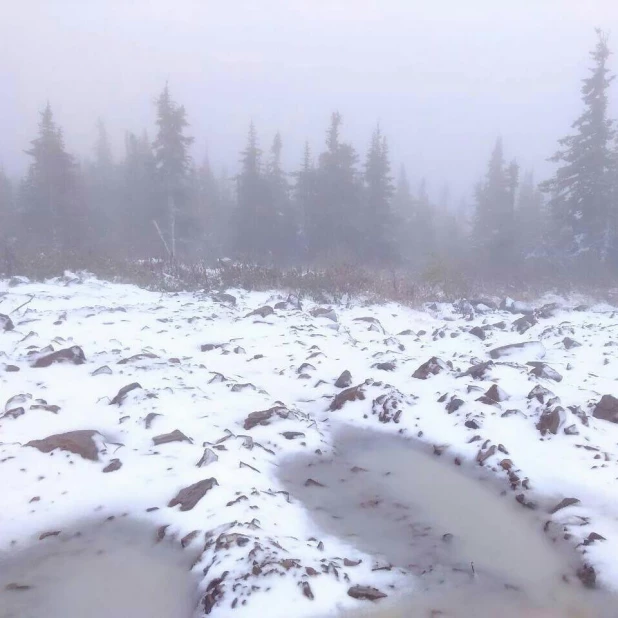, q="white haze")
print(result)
[1,0,618,200]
